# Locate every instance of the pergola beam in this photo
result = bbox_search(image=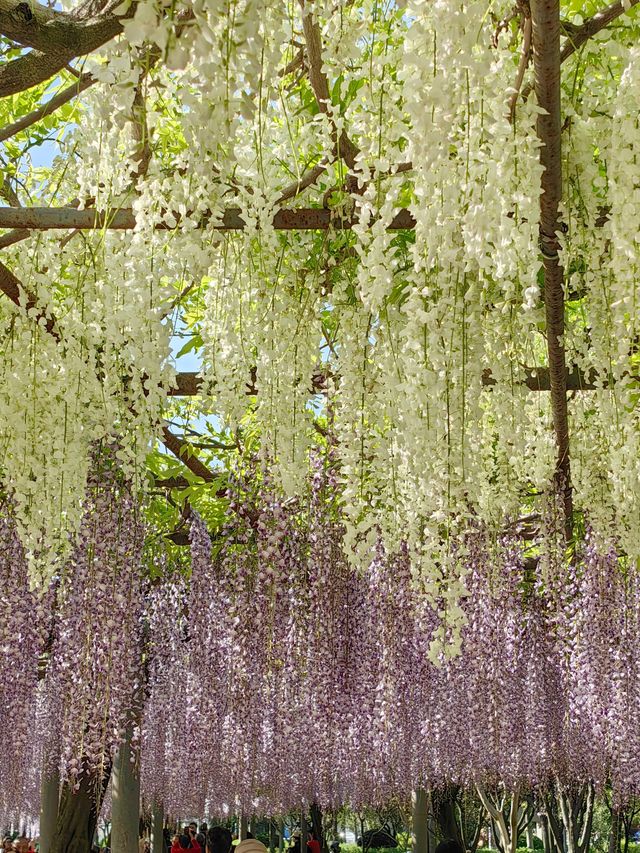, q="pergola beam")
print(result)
[0,204,614,234]
[169,367,623,397]
[0,206,416,232]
